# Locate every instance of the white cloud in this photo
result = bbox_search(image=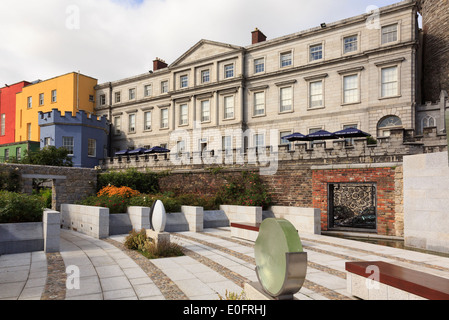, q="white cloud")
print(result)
[0,0,401,86]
